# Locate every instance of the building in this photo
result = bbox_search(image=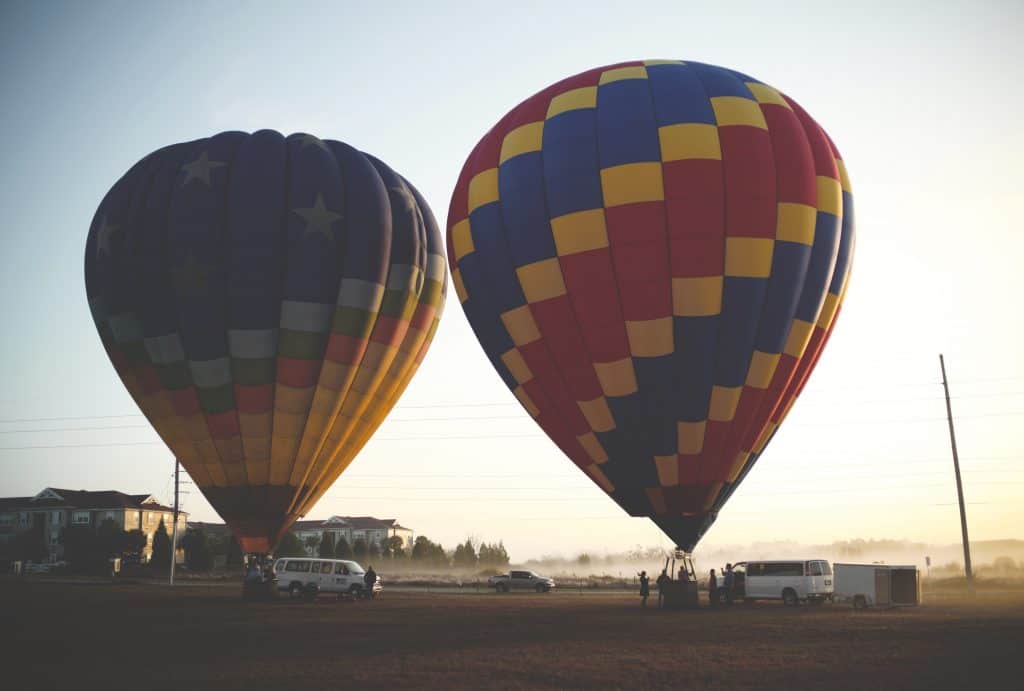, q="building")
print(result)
[292,516,413,554]
[187,515,414,556]
[0,487,187,563]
